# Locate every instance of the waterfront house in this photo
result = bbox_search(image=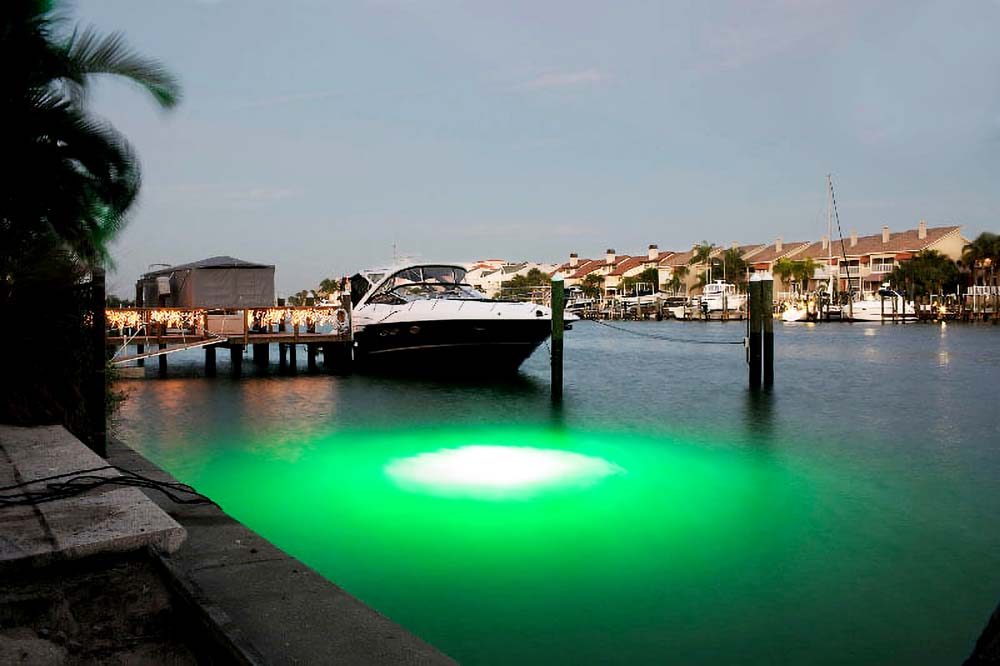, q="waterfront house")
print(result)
[795,221,966,292]
[607,245,668,297]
